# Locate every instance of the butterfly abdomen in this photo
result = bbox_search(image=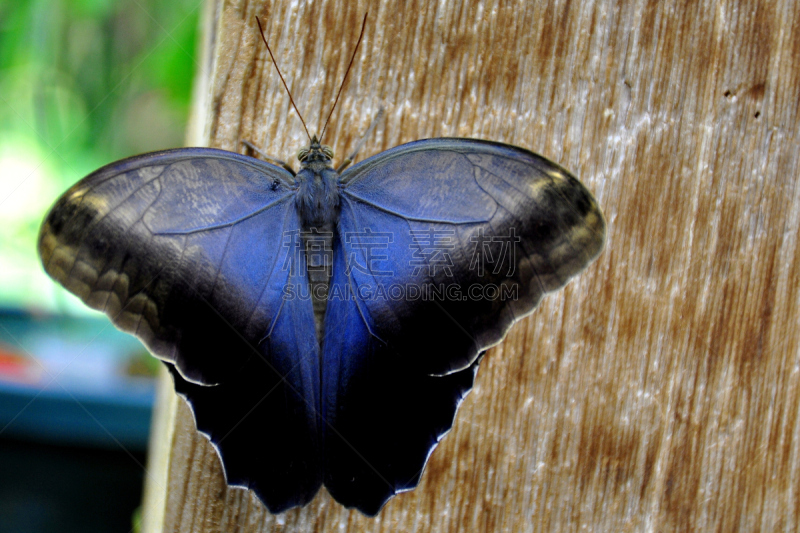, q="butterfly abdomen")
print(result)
[295,164,341,344]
